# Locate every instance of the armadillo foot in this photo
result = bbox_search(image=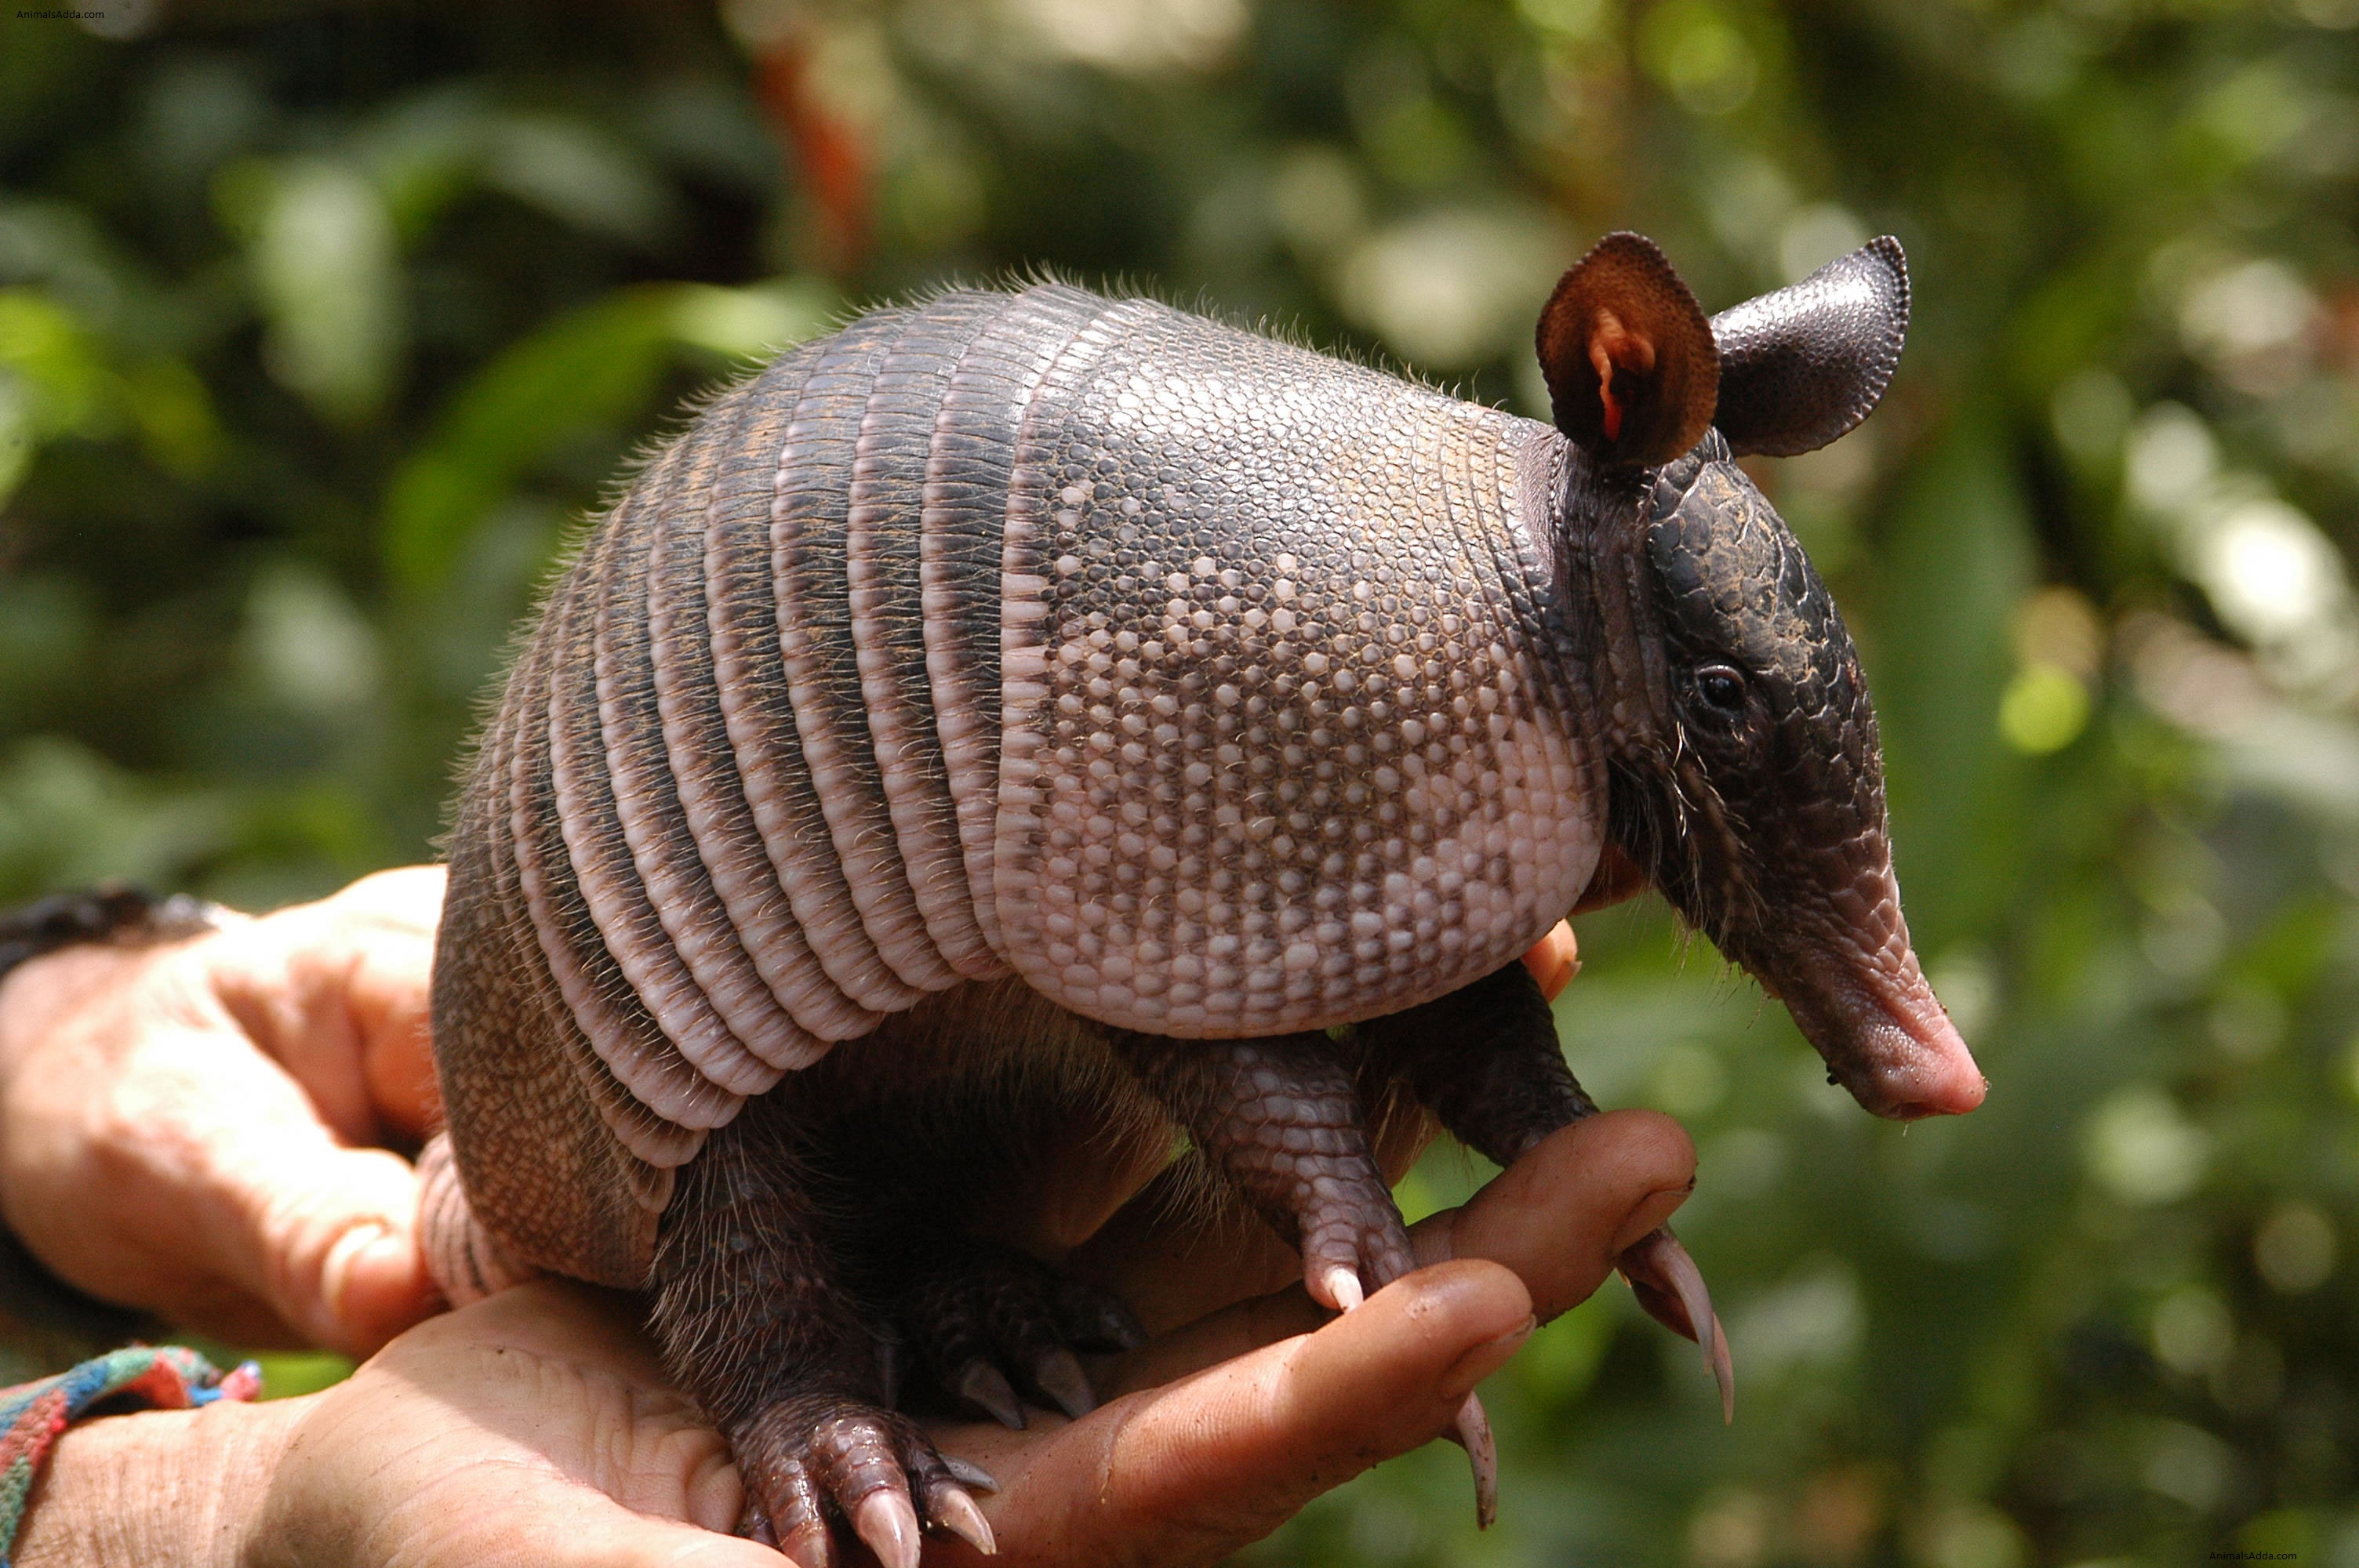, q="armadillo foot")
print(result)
[732,1392,996,1565]
[1299,1183,1419,1315]
[1111,1029,1419,1315]
[1114,1026,1487,1515]
[896,1237,1143,1428]
[1618,1225,1735,1423]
